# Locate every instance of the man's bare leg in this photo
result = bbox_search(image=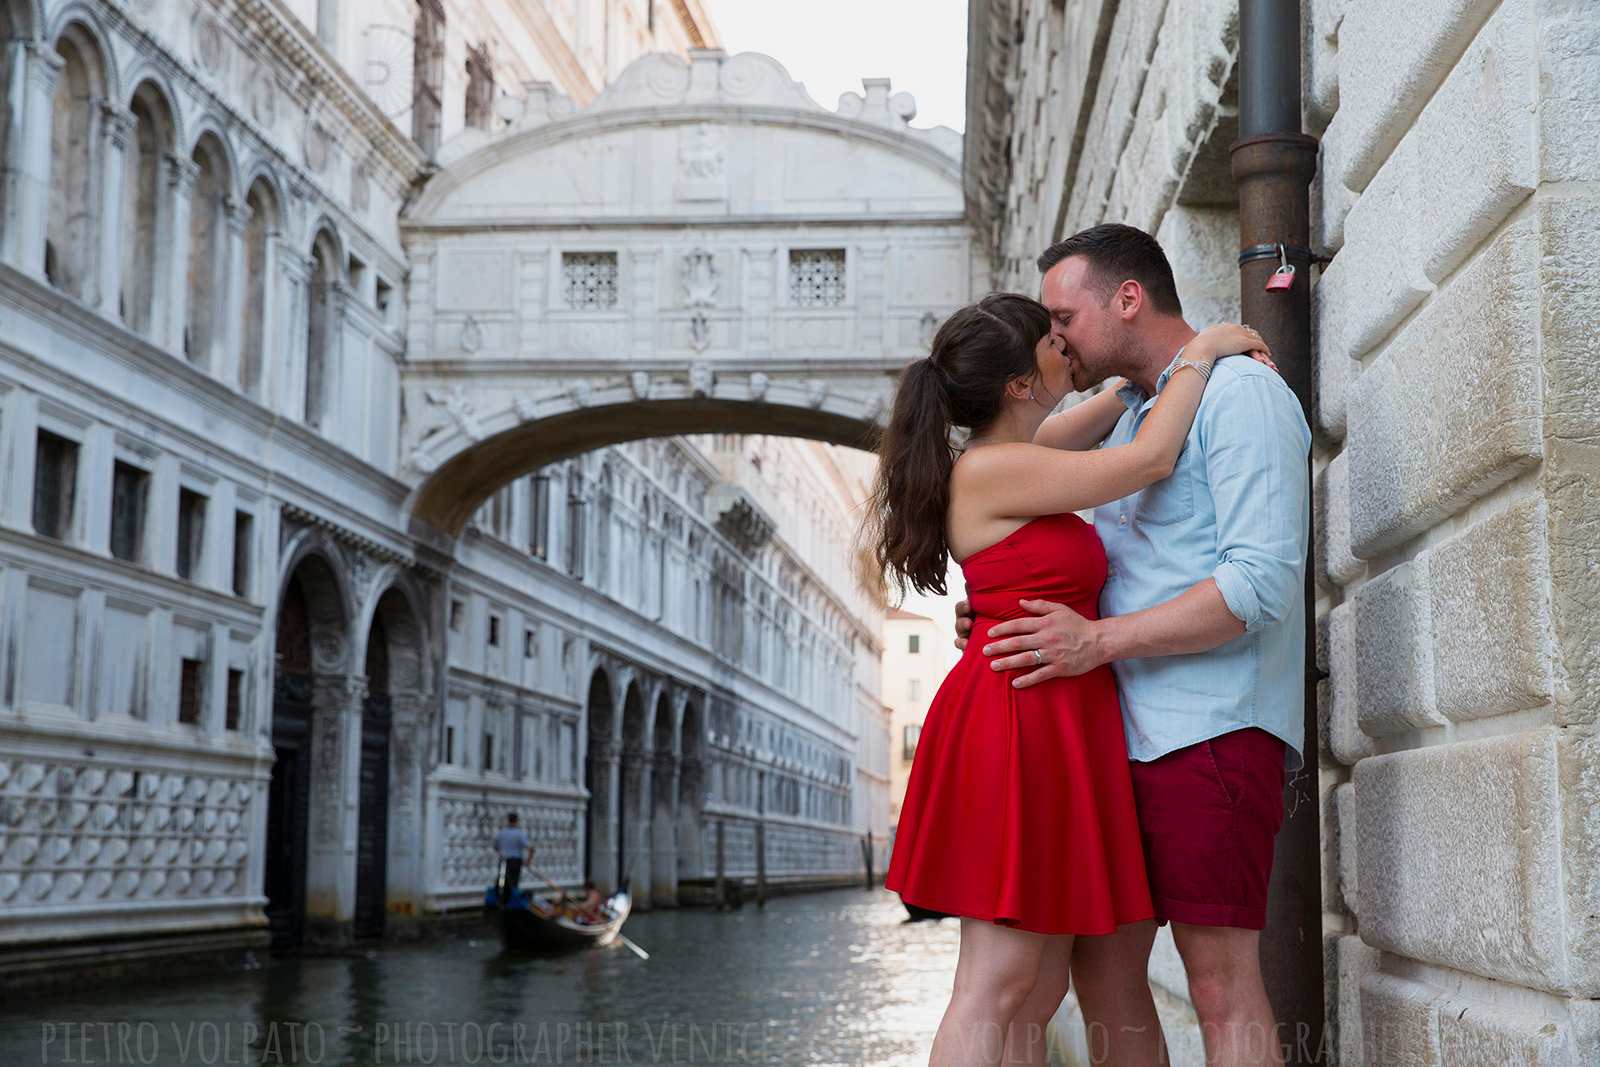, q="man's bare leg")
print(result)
[1171,923,1282,1067]
[1071,920,1168,1065]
